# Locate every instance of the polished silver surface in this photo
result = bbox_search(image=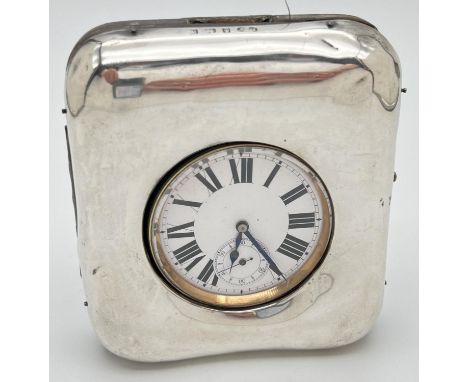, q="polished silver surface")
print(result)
[65,14,401,361]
